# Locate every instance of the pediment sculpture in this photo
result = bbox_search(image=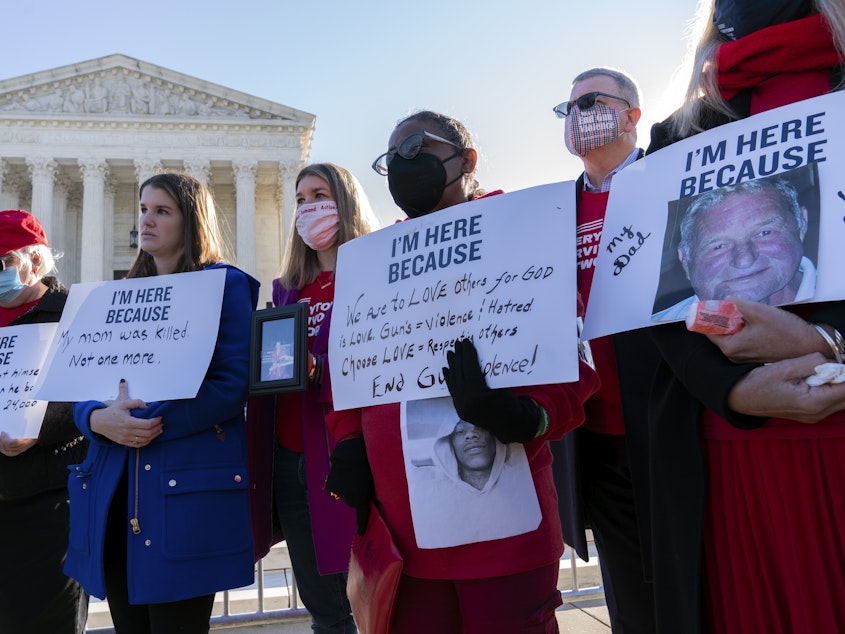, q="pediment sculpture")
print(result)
[0,73,280,120]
